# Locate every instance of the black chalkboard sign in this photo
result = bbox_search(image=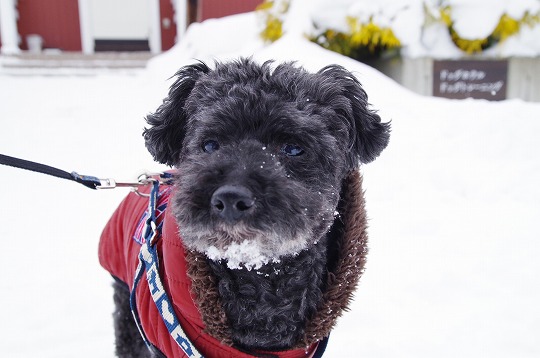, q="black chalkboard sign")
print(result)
[433,60,508,101]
